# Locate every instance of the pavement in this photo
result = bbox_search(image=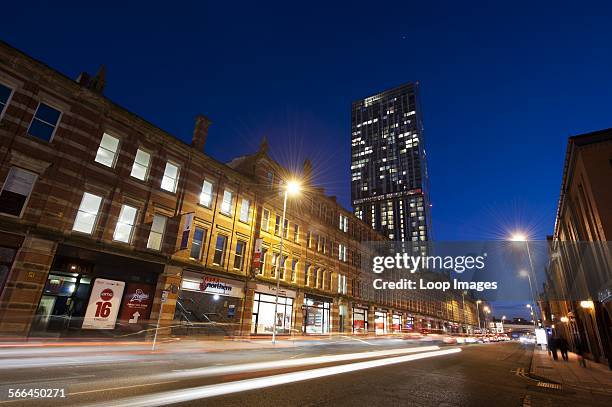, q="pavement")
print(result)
[530,347,612,394]
[0,340,610,406]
